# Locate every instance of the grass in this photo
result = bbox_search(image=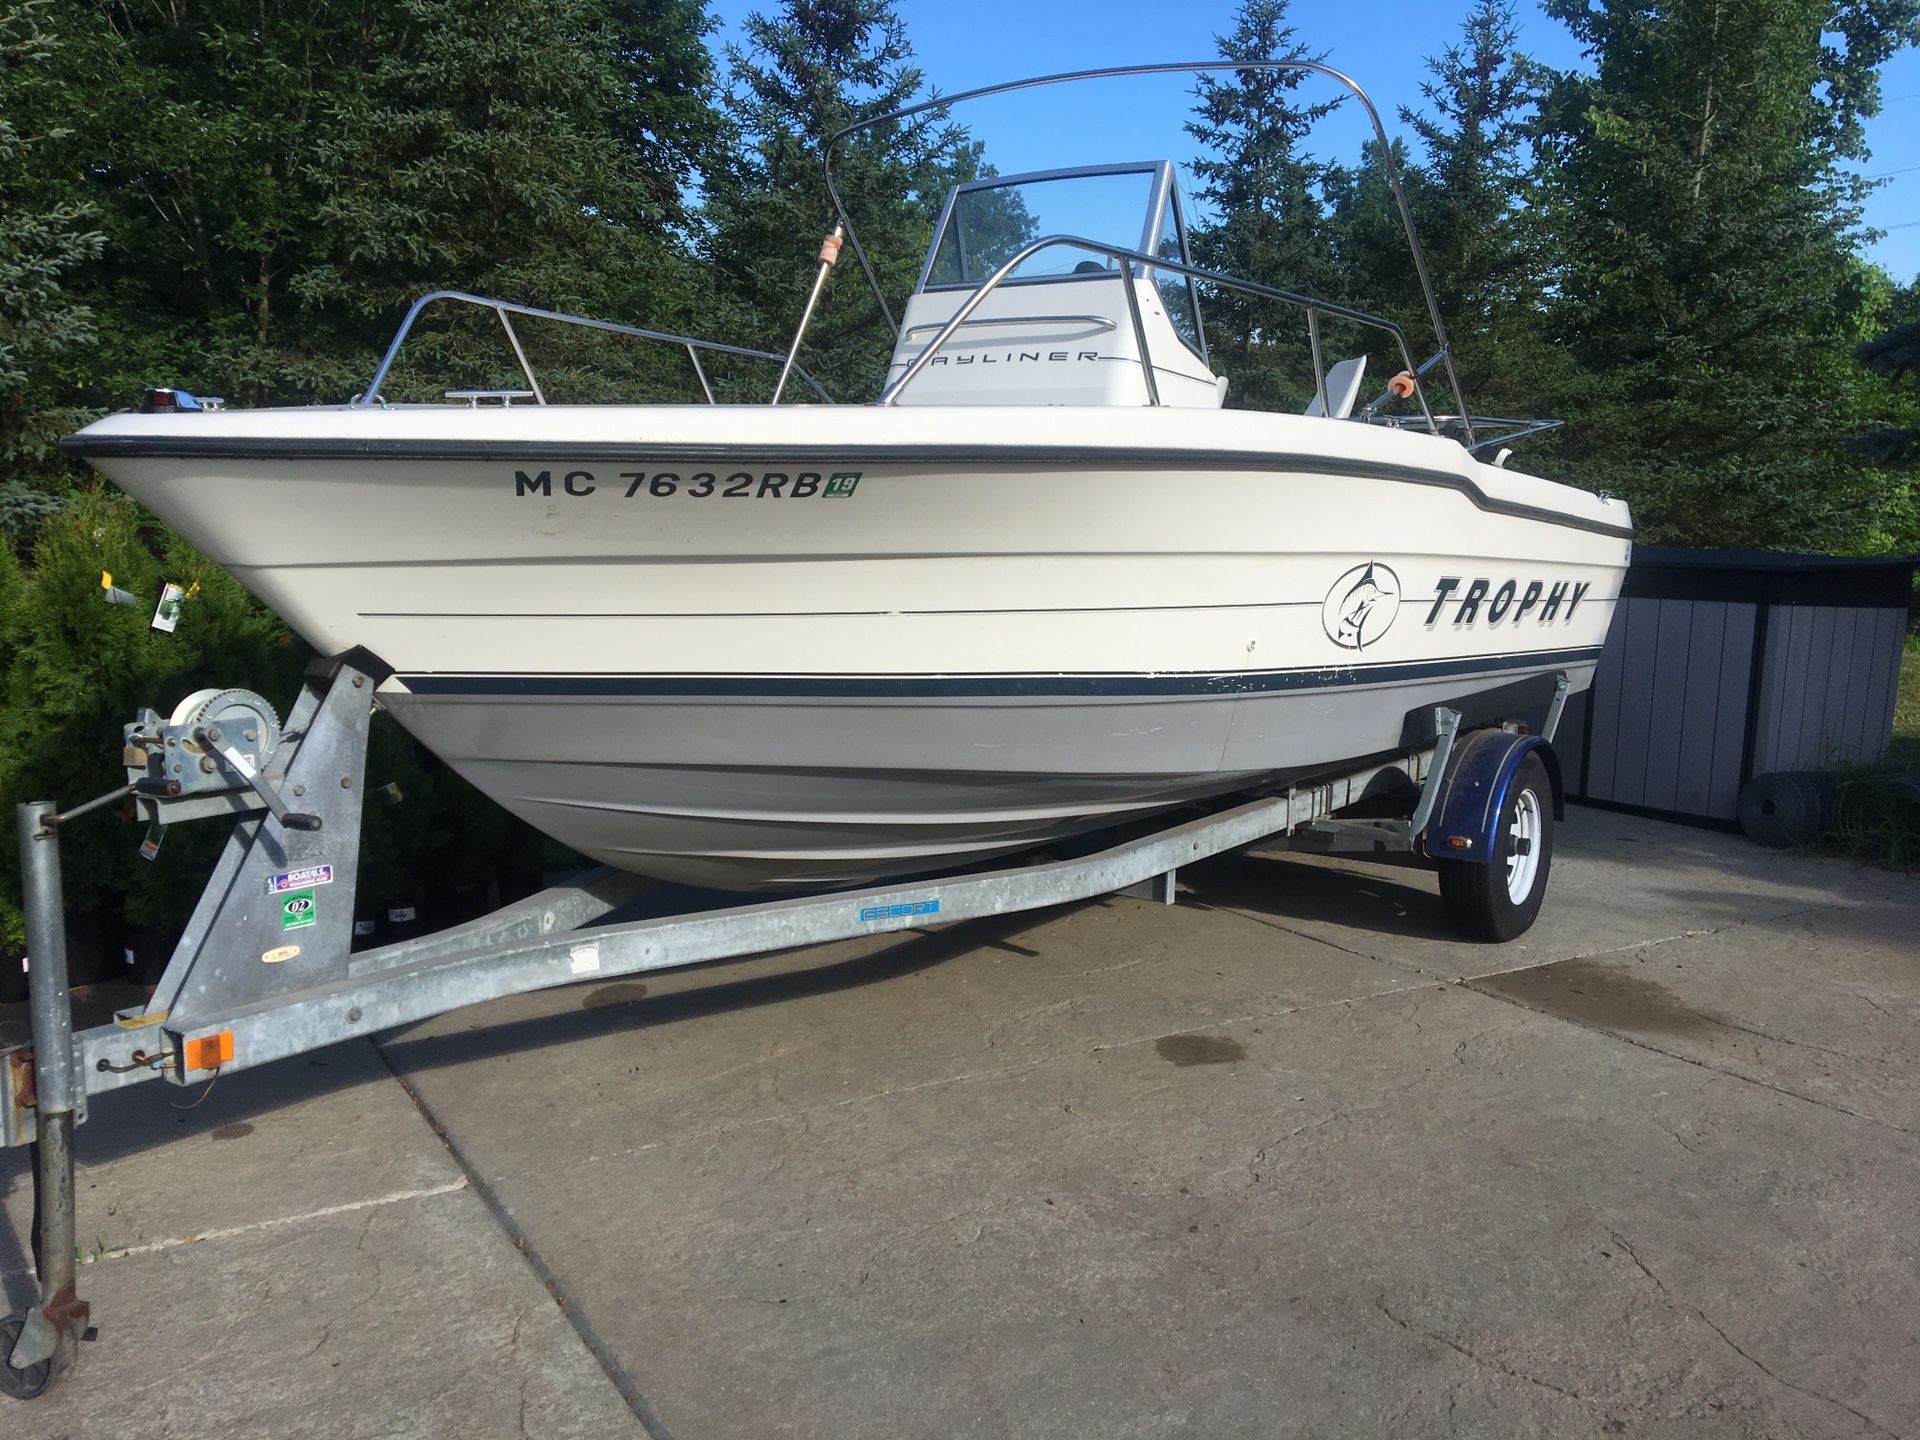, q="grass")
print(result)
[1893,632,1920,770]
[1824,630,1920,870]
